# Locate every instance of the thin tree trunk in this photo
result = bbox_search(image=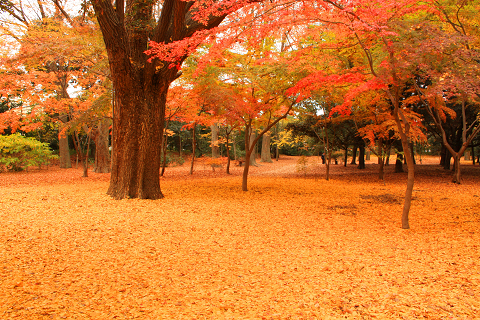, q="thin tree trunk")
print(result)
[83,133,91,177]
[378,138,384,181]
[242,124,253,191]
[242,104,293,191]
[190,123,196,175]
[324,126,330,180]
[161,131,168,177]
[473,145,476,166]
[225,130,231,174]
[233,132,237,161]
[211,123,220,158]
[385,145,391,165]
